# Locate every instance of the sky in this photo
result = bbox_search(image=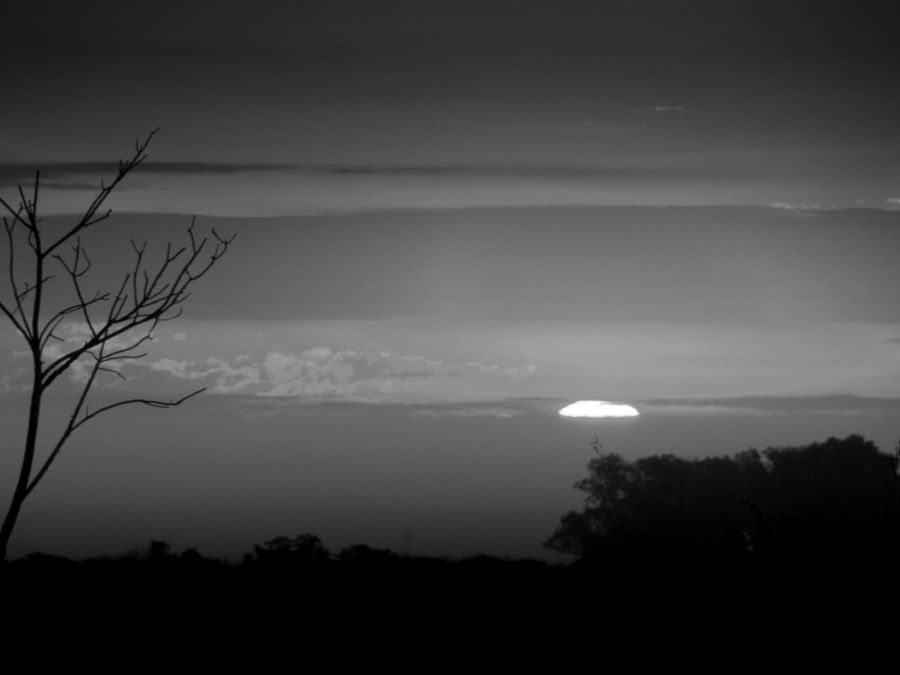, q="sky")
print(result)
[1,1,900,561]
